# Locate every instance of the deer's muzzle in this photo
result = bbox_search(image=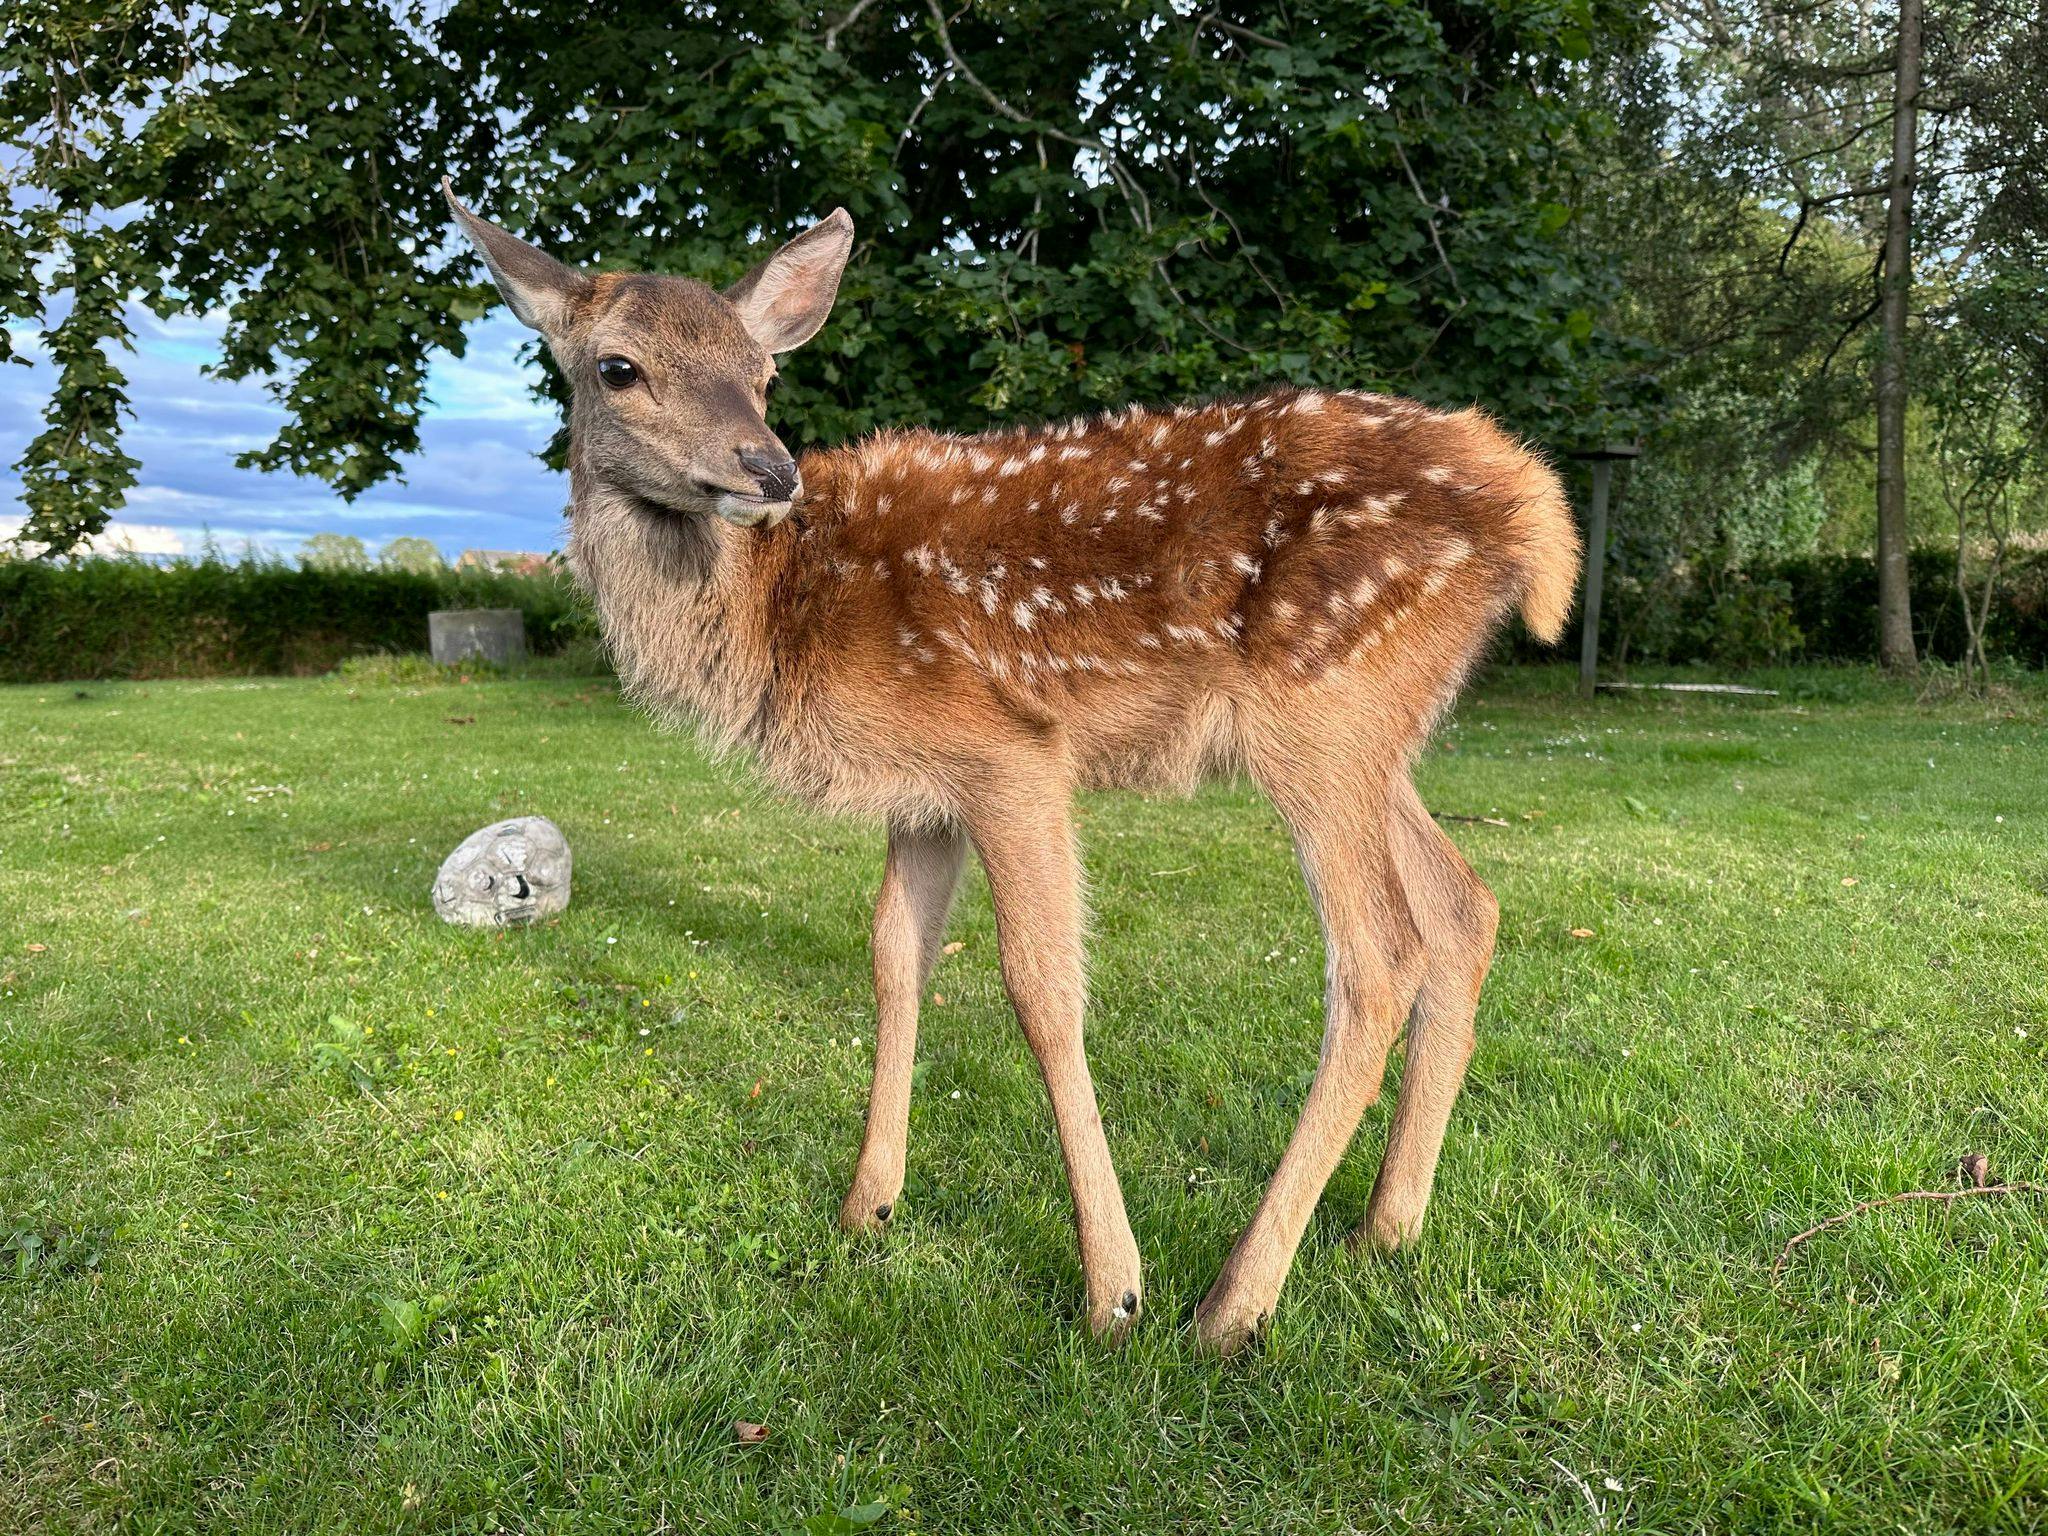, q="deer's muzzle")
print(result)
[736,446,801,503]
